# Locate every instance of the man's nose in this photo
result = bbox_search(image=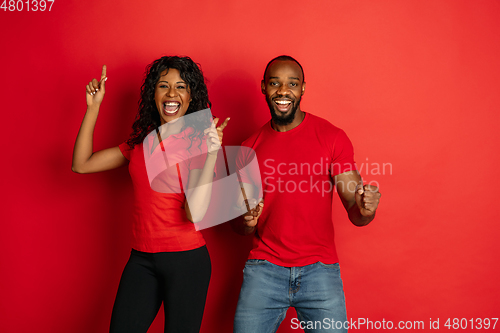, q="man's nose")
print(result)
[277,84,289,95]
